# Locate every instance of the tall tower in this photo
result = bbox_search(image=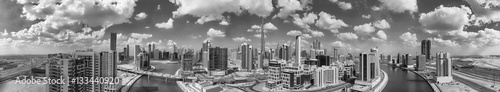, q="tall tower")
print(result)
[295,35,301,66]
[126,45,130,57]
[421,40,431,60]
[260,19,265,69]
[313,38,321,49]
[110,33,117,51]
